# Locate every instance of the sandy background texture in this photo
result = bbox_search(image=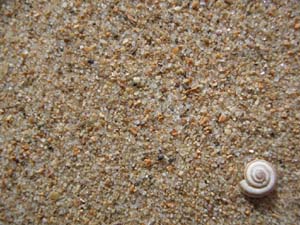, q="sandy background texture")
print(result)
[1,0,300,224]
